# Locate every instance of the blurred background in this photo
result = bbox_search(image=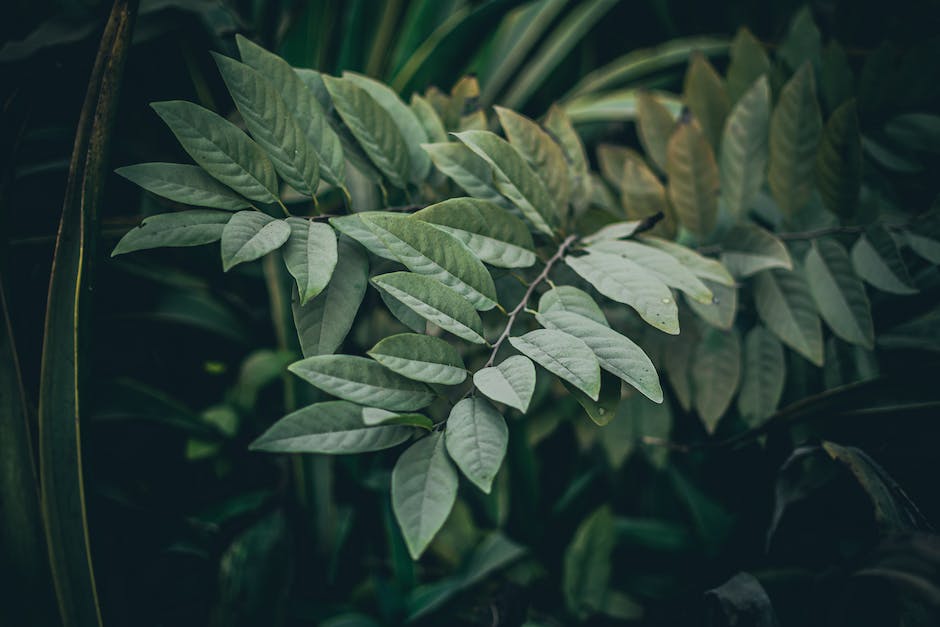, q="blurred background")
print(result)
[2,1,939,625]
